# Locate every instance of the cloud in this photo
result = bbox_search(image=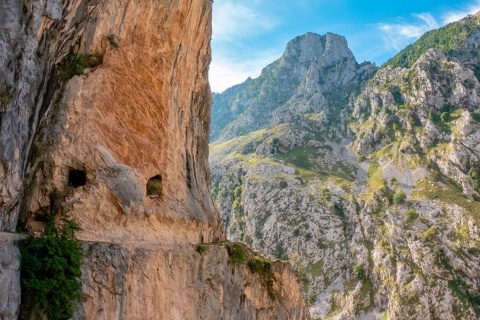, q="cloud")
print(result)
[212,1,279,41]
[209,51,281,93]
[378,13,439,51]
[443,0,480,24]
